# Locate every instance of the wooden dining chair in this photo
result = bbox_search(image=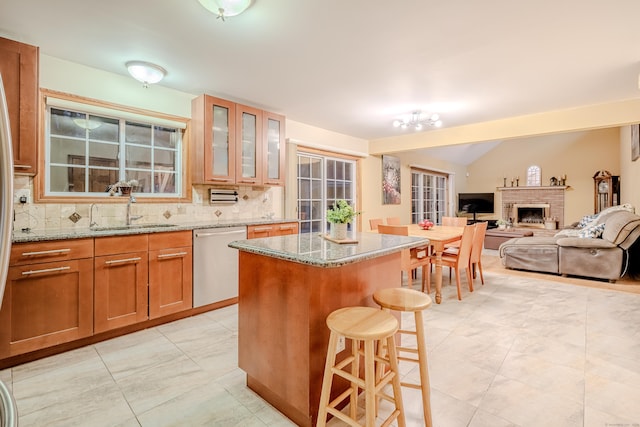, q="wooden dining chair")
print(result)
[386,217,401,225]
[425,224,475,300]
[369,218,383,231]
[442,216,468,250]
[469,221,488,286]
[378,224,430,289]
[441,216,467,227]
